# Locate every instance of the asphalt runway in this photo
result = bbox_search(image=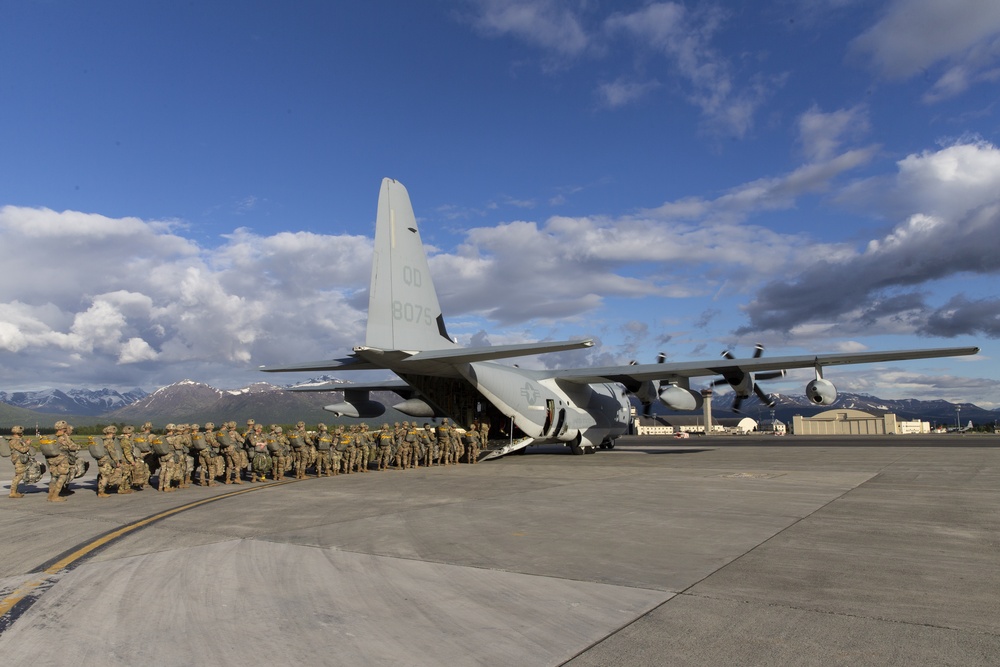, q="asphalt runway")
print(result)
[1,434,998,666]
